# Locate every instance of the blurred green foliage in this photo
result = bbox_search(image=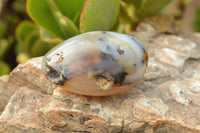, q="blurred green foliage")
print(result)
[120,0,172,32]
[194,8,200,32]
[12,0,26,14]
[0,21,6,38]
[0,20,12,76]
[0,60,11,76]
[0,0,23,76]
[15,21,62,61]
[0,0,199,76]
